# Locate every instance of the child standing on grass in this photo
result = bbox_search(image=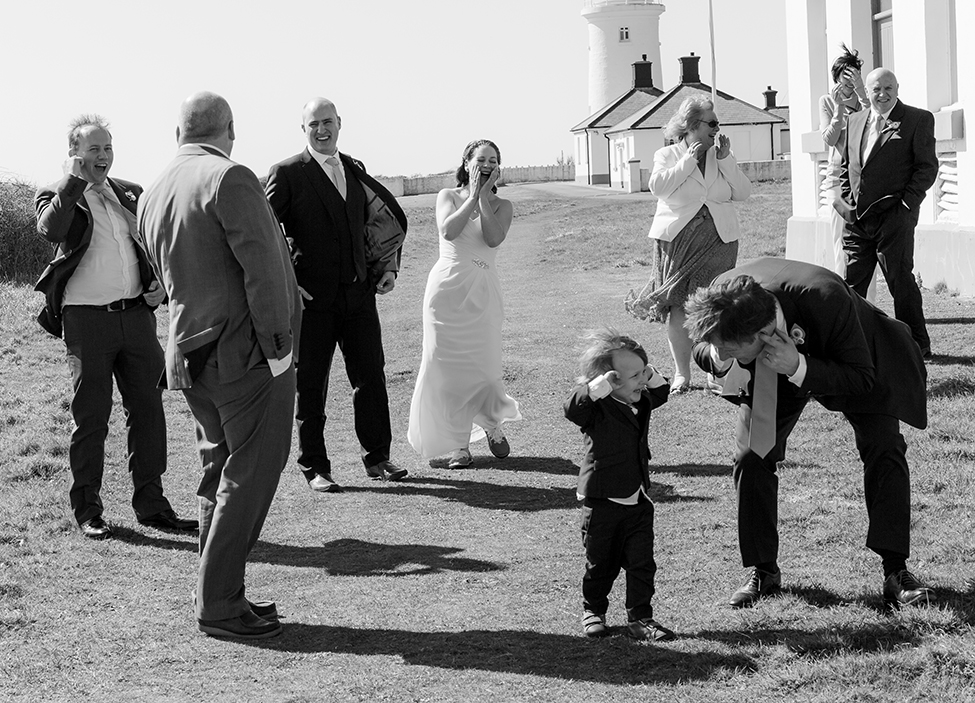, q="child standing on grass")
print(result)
[563,329,675,641]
